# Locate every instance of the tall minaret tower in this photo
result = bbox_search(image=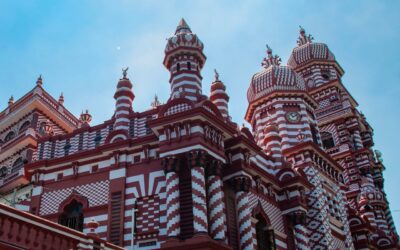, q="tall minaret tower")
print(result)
[163,18,206,102]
